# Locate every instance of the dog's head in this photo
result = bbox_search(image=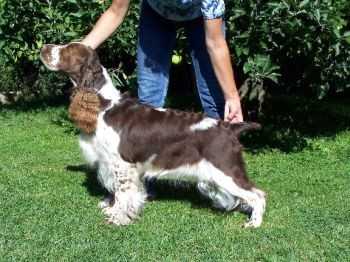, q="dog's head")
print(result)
[40,42,105,92]
[40,43,107,134]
